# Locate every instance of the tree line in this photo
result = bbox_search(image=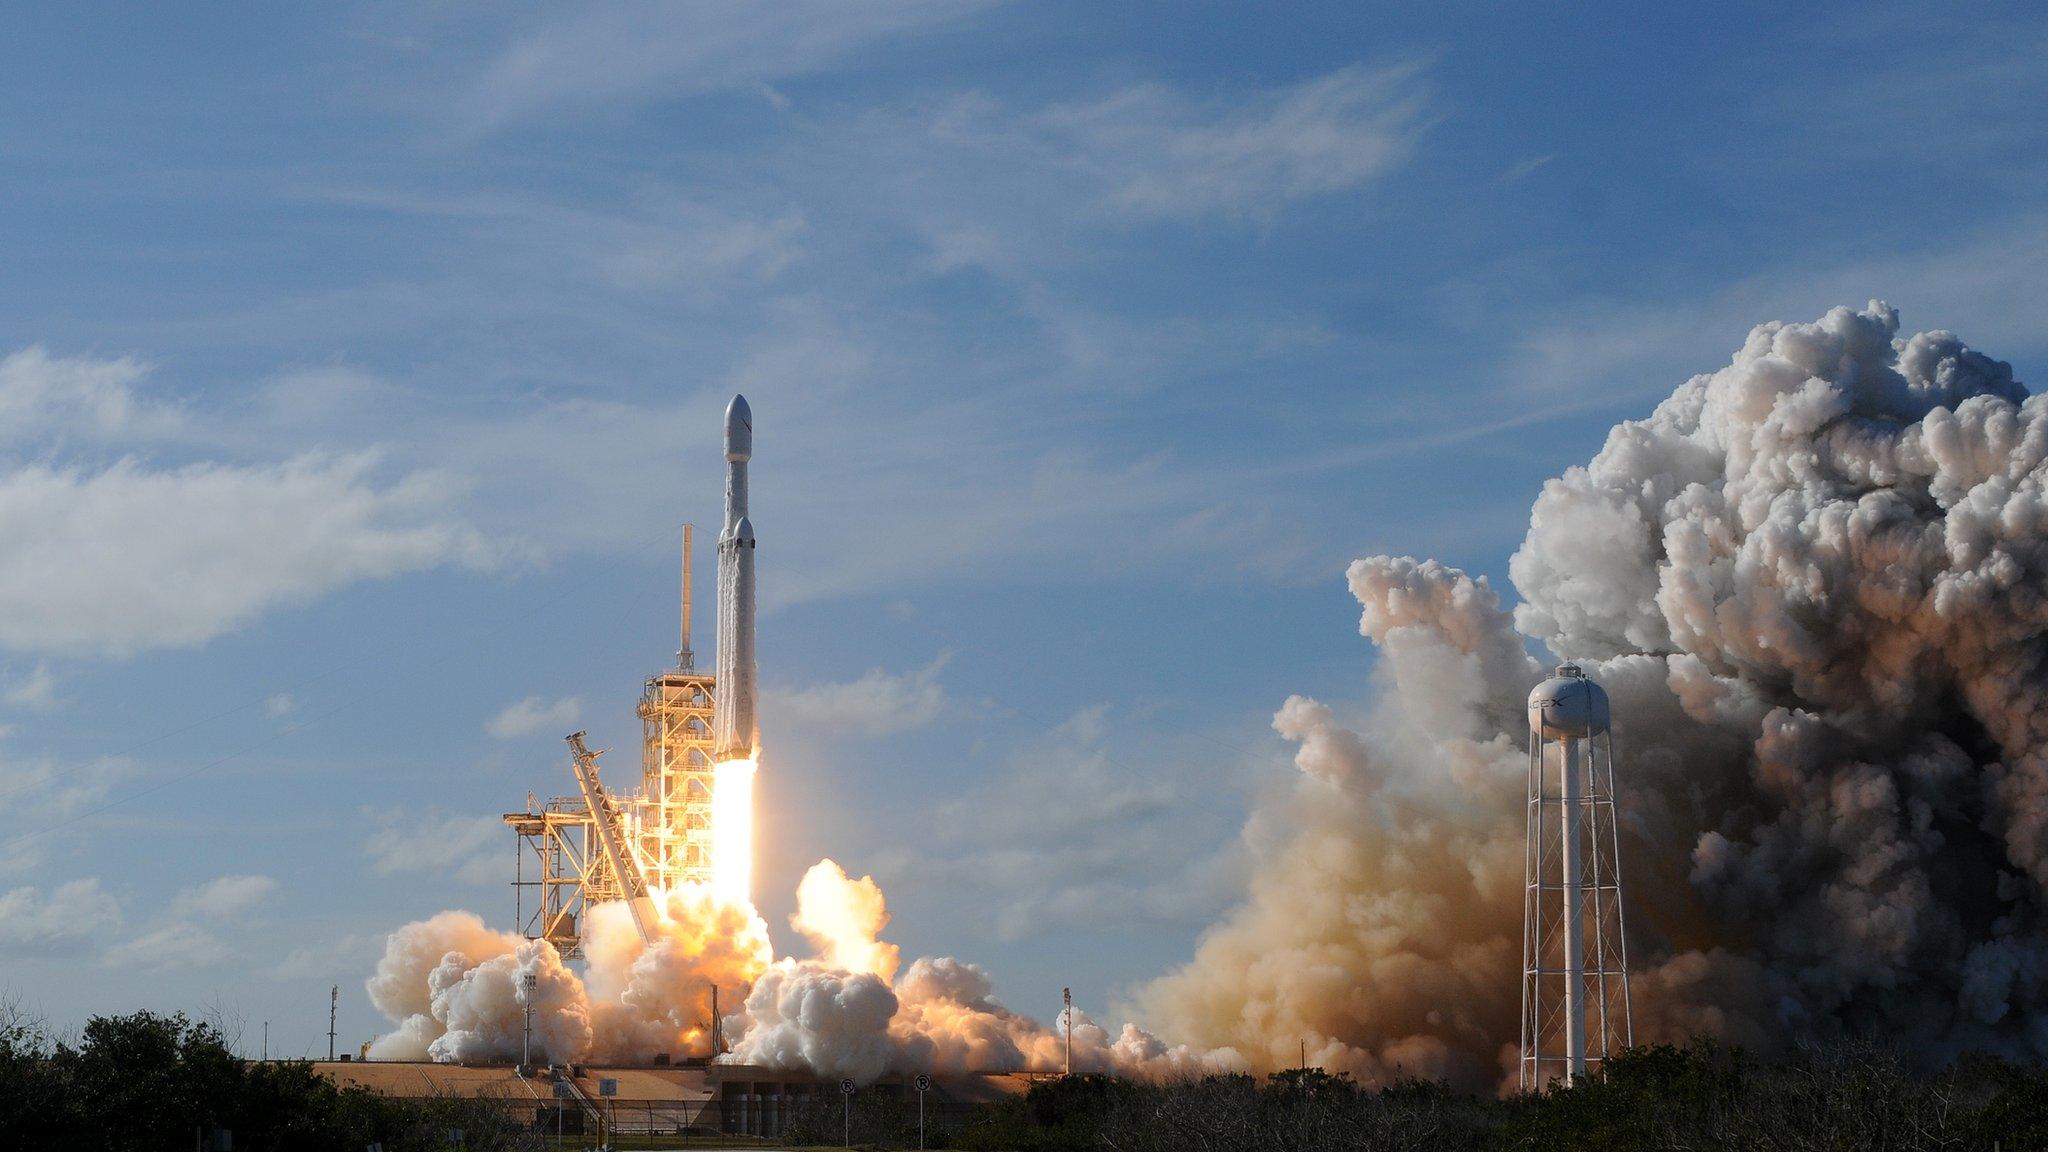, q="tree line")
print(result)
[7,1002,2046,1150]
[0,1005,539,1151]
[795,1042,2048,1151]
